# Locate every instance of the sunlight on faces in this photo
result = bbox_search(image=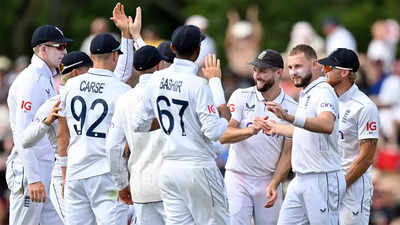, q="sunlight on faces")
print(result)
[287,53,313,88]
[43,42,67,69]
[252,66,277,92]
